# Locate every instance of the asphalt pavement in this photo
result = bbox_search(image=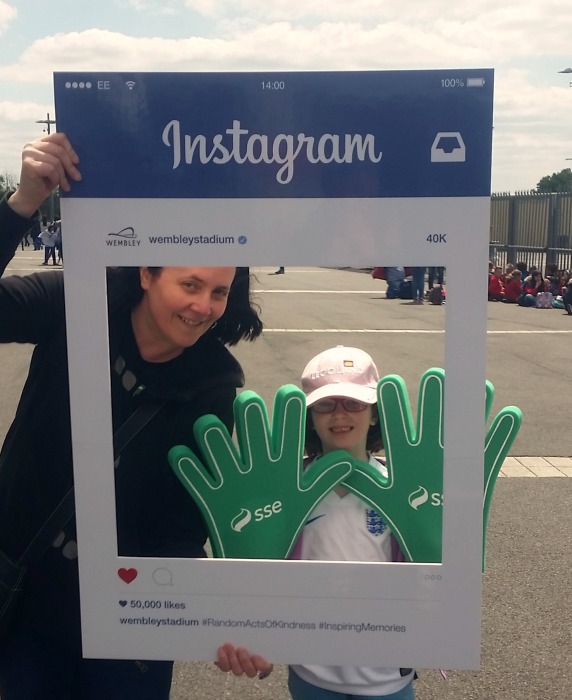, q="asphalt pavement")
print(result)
[0,257,570,699]
[173,266,572,699]
[170,479,571,700]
